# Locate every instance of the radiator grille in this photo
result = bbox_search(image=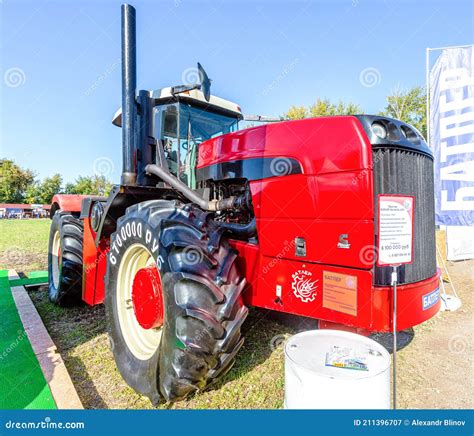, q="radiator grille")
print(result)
[373,148,437,285]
